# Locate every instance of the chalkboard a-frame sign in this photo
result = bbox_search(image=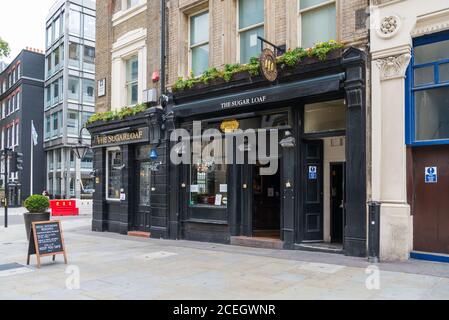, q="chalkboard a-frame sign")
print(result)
[27,221,68,268]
